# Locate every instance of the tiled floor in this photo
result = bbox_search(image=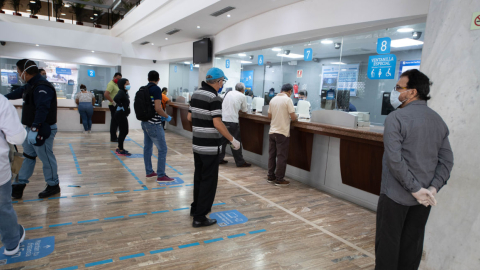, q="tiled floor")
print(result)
[4,130,377,269]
